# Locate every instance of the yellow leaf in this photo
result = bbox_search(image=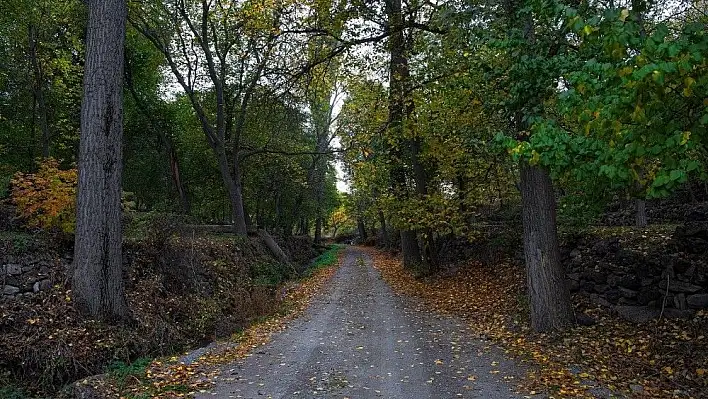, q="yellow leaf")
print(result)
[620,9,630,21]
[681,131,691,145]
